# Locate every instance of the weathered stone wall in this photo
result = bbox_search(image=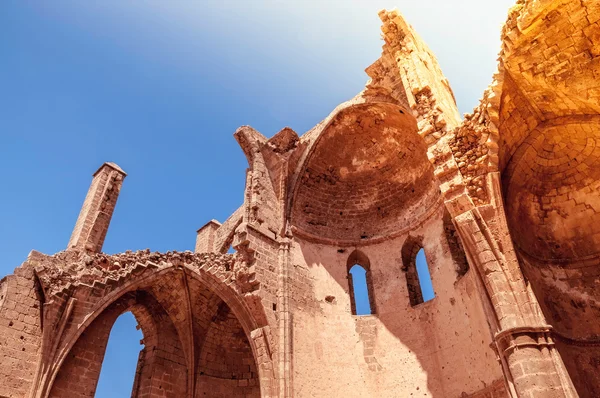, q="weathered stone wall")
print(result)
[289,207,505,397]
[0,267,43,398]
[67,163,126,253]
[519,257,600,398]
